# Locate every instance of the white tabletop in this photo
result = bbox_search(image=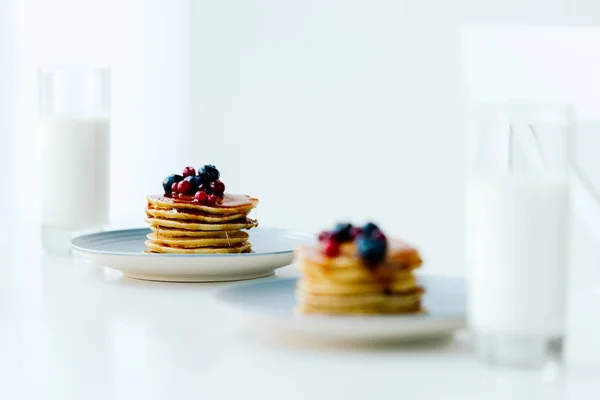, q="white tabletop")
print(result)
[1,222,600,400]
